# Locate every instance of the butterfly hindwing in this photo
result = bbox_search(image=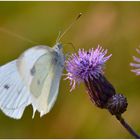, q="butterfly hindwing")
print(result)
[0,60,31,119]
